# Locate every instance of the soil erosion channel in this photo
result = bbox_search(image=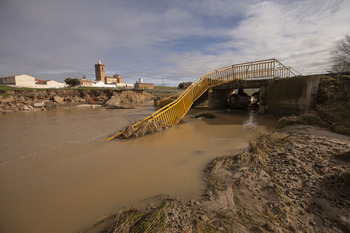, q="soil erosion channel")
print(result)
[0,102,275,233]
